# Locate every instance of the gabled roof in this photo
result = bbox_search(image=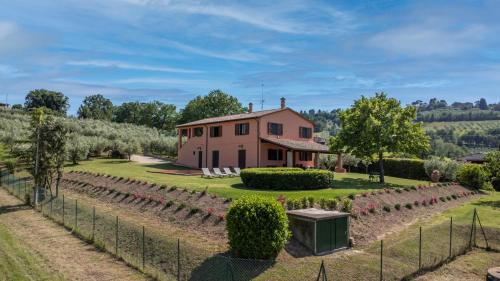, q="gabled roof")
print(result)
[176,107,310,128]
[261,137,330,153]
